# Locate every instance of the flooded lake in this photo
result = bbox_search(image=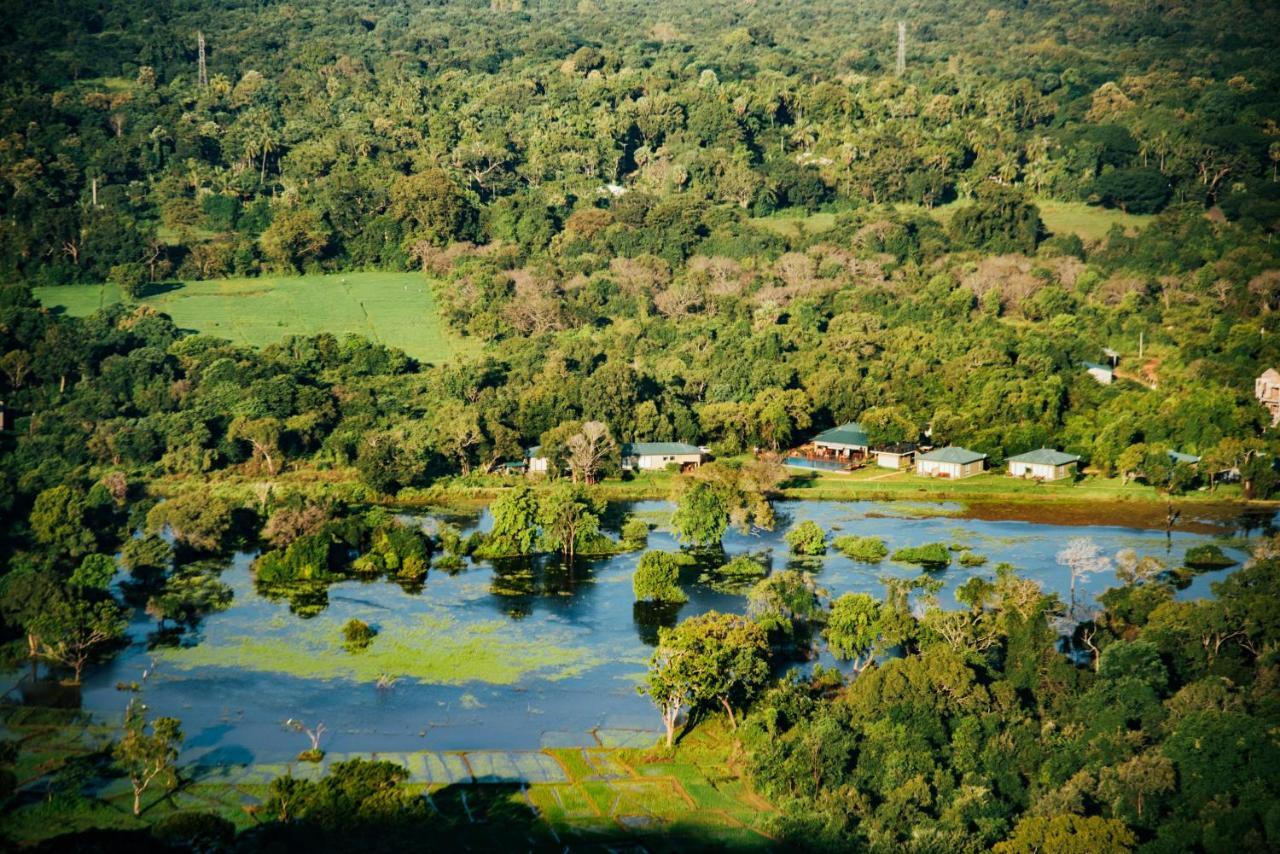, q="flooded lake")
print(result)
[56,500,1271,764]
